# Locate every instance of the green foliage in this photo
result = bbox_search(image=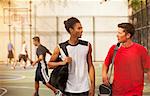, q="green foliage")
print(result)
[129,0,146,12]
[131,0,141,11]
